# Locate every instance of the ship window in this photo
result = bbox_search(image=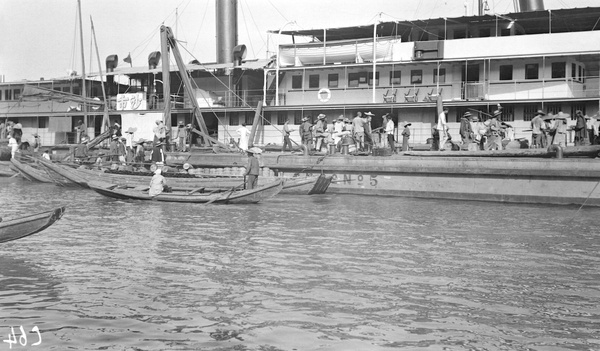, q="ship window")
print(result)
[294,110,303,124]
[551,62,566,79]
[479,28,491,37]
[410,70,422,84]
[328,74,338,88]
[291,75,303,90]
[229,112,239,126]
[523,104,538,122]
[38,116,48,128]
[500,106,514,122]
[390,70,401,85]
[13,89,20,100]
[525,64,539,80]
[0,90,3,100]
[579,66,584,83]
[245,111,254,125]
[453,29,466,39]
[277,111,287,125]
[62,87,71,93]
[348,72,360,87]
[309,74,320,89]
[358,72,368,84]
[5,89,12,100]
[571,104,586,119]
[368,72,379,86]
[433,68,446,83]
[571,63,577,79]
[499,65,513,80]
[72,87,80,96]
[546,103,561,115]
